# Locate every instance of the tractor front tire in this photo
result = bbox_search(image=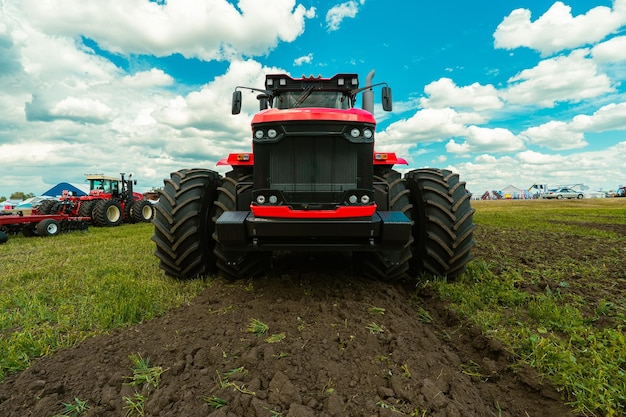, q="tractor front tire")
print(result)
[354,168,413,281]
[93,200,123,227]
[78,200,97,220]
[405,168,475,280]
[152,169,221,279]
[213,169,272,280]
[131,200,154,223]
